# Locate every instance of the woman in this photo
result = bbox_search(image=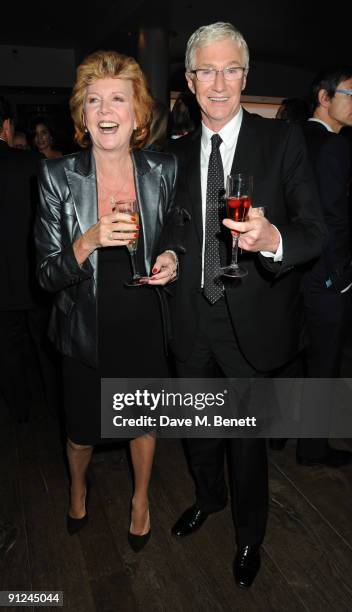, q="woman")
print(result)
[31,116,62,158]
[35,50,179,551]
